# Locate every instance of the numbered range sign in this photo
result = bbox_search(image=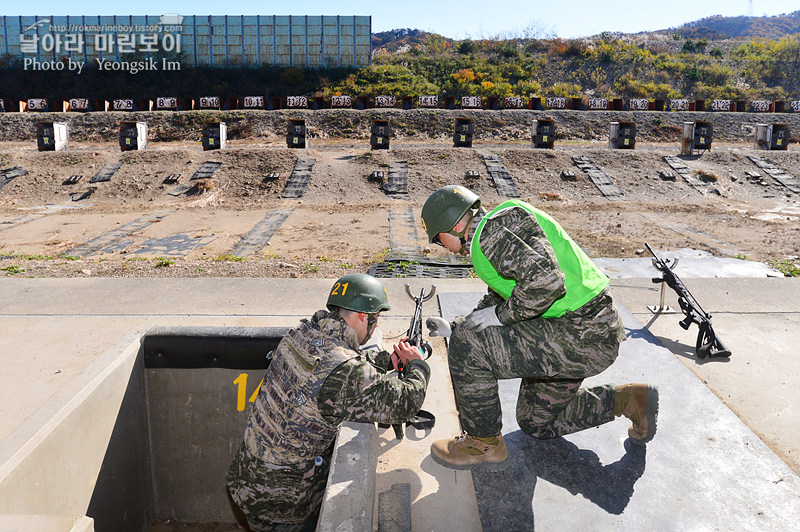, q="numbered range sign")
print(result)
[286,96,308,108]
[374,95,396,108]
[504,97,524,109]
[155,97,178,110]
[69,98,90,112]
[199,96,220,109]
[545,97,566,109]
[243,96,264,109]
[331,95,352,108]
[629,98,649,111]
[113,99,134,111]
[711,100,730,112]
[418,95,438,108]
[670,99,689,111]
[28,98,48,111]
[588,98,608,110]
[462,96,482,109]
[791,101,800,113]
[751,100,770,113]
